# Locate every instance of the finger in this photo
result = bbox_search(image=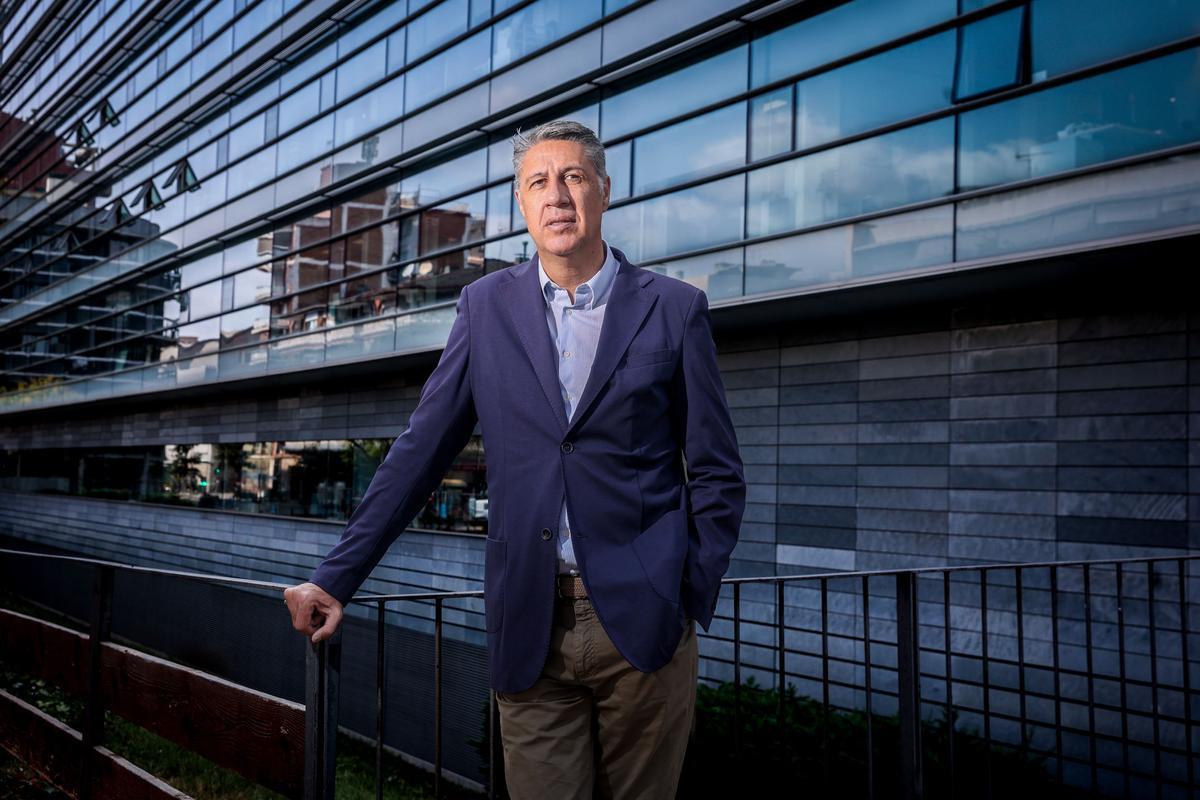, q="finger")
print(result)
[311,604,342,644]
